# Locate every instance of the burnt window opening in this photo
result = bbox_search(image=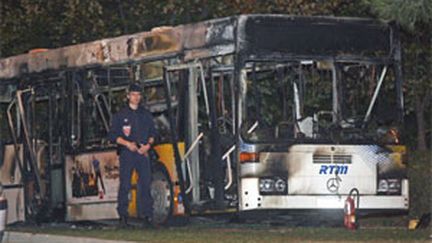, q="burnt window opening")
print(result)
[240,61,401,144]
